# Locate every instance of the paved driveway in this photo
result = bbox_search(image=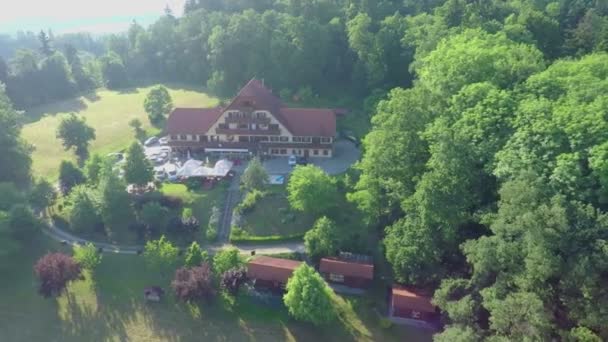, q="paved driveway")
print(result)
[262,139,360,175]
